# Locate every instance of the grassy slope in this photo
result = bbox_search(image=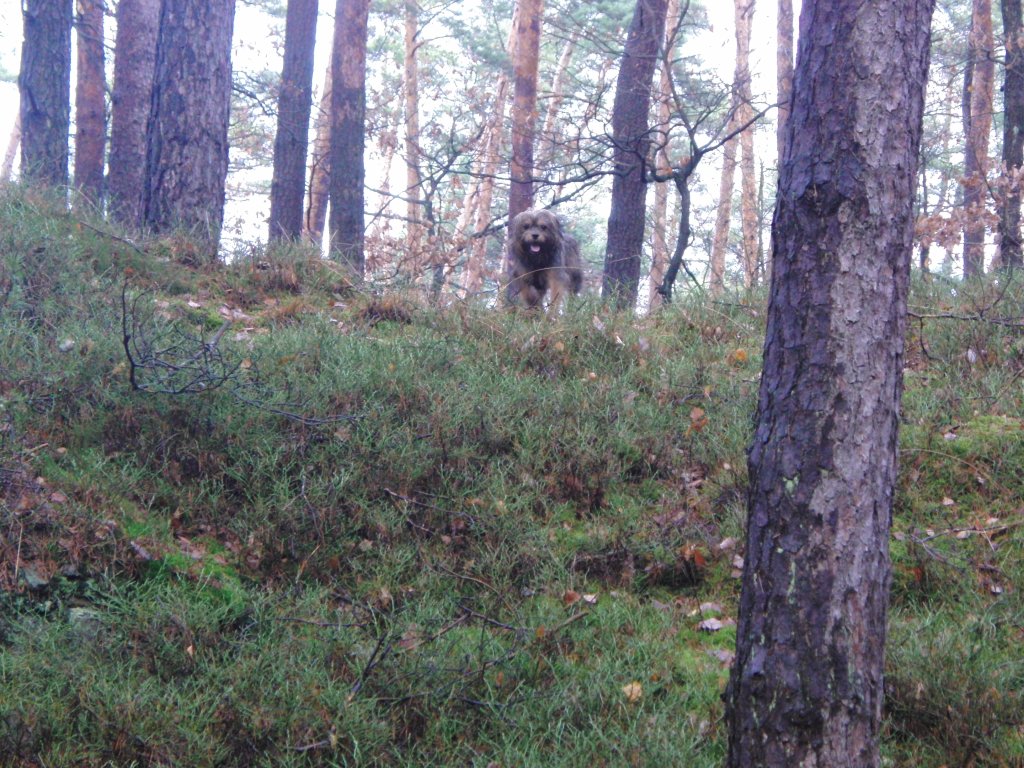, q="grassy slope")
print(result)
[0,189,1022,767]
